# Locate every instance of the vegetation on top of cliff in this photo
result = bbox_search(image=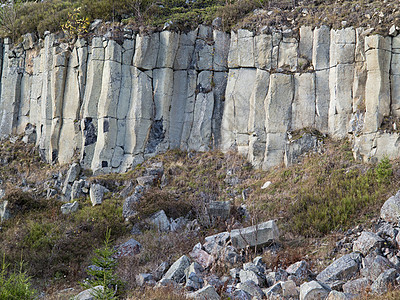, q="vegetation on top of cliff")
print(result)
[1,0,400,41]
